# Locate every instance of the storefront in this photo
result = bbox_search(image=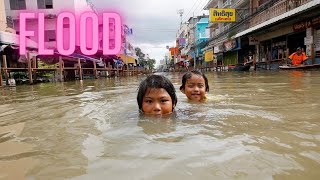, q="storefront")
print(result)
[222,38,240,66]
[238,37,256,64]
[214,45,224,66]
